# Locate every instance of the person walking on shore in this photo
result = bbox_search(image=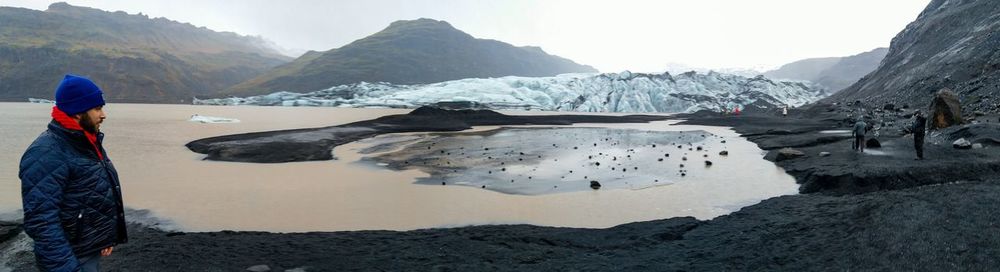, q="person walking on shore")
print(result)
[853,118,867,152]
[20,75,127,271]
[912,110,928,160]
